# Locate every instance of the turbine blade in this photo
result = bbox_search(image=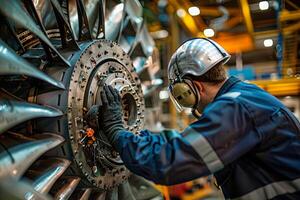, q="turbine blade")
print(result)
[119,35,131,53]
[132,57,147,74]
[96,0,105,38]
[76,0,92,40]
[0,133,64,179]
[118,181,135,200]
[81,0,104,38]
[93,191,106,200]
[129,23,154,58]
[0,177,51,200]
[31,158,71,194]
[0,40,65,90]
[143,79,163,97]
[0,0,70,66]
[0,100,63,134]
[105,187,118,199]
[105,3,124,40]
[125,0,143,19]
[50,0,79,49]
[120,0,143,43]
[54,177,81,200]
[79,188,92,200]
[68,0,80,40]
